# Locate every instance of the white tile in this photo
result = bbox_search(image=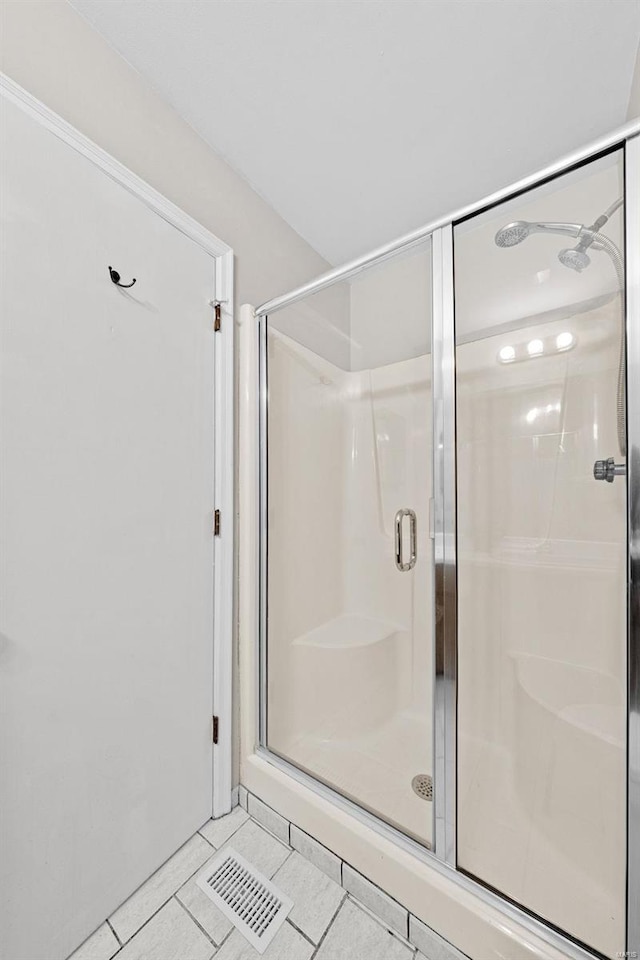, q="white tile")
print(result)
[177,873,233,945]
[409,916,468,960]
[342,864,408,937]
[218,819,290,878]
[213,922,313,960]
[315,899,413,960]
[109,834,213,943]
[290,825,341,884]
[115,899,214,960]
[247,795,290,844]
[273,852,345,944]
[68,923,120,960]
[200,806,249,849]
[238,786,248,810]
